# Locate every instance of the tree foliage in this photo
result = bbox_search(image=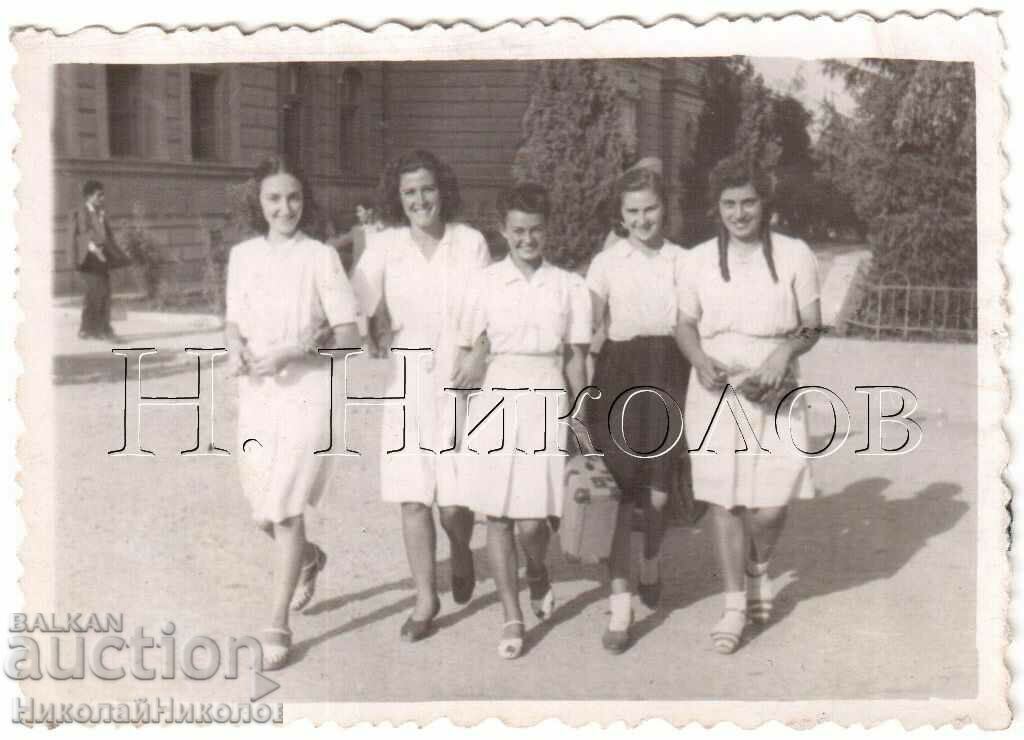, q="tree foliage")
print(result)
[817,60,976,285]
[679,58,818,245]
[512,60,633,268]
